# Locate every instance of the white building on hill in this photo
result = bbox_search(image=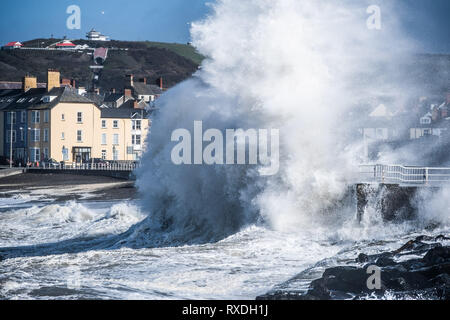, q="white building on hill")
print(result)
[86,29,110,41]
